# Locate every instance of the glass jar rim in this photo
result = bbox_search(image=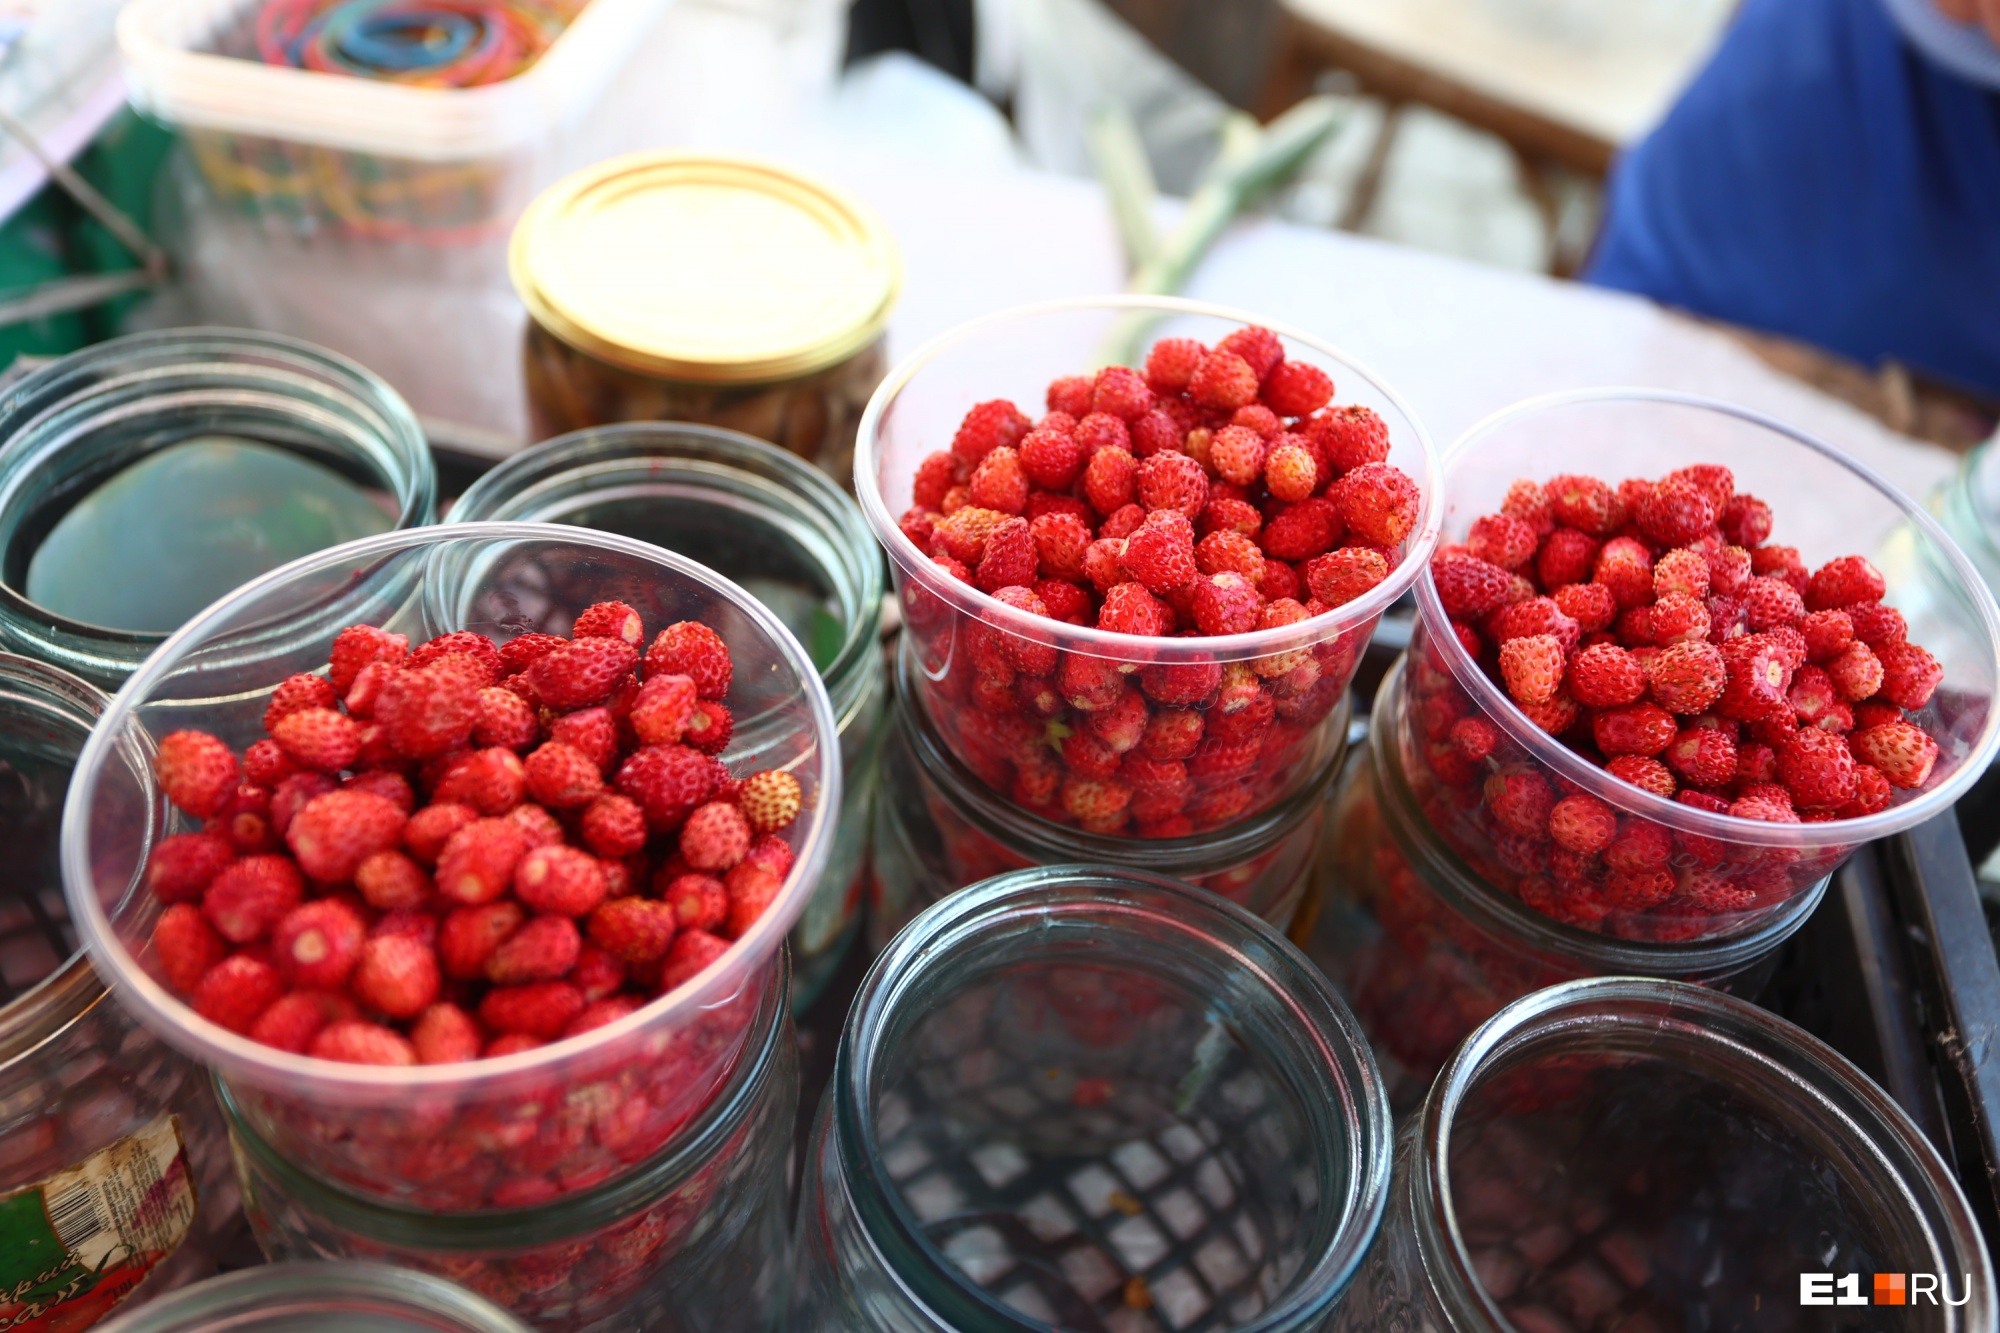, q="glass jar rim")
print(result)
[1417,387,2000,850]
[854,294,1443,663]
[217,956,788,1239]
[1370,655,1826,969]
[831,865,1394,1333]
[444,420,884,727]
[59,521,840,1093]
[894,636,1348,872]
[90,1261,533,1333]
[1407,977,1995,1333]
